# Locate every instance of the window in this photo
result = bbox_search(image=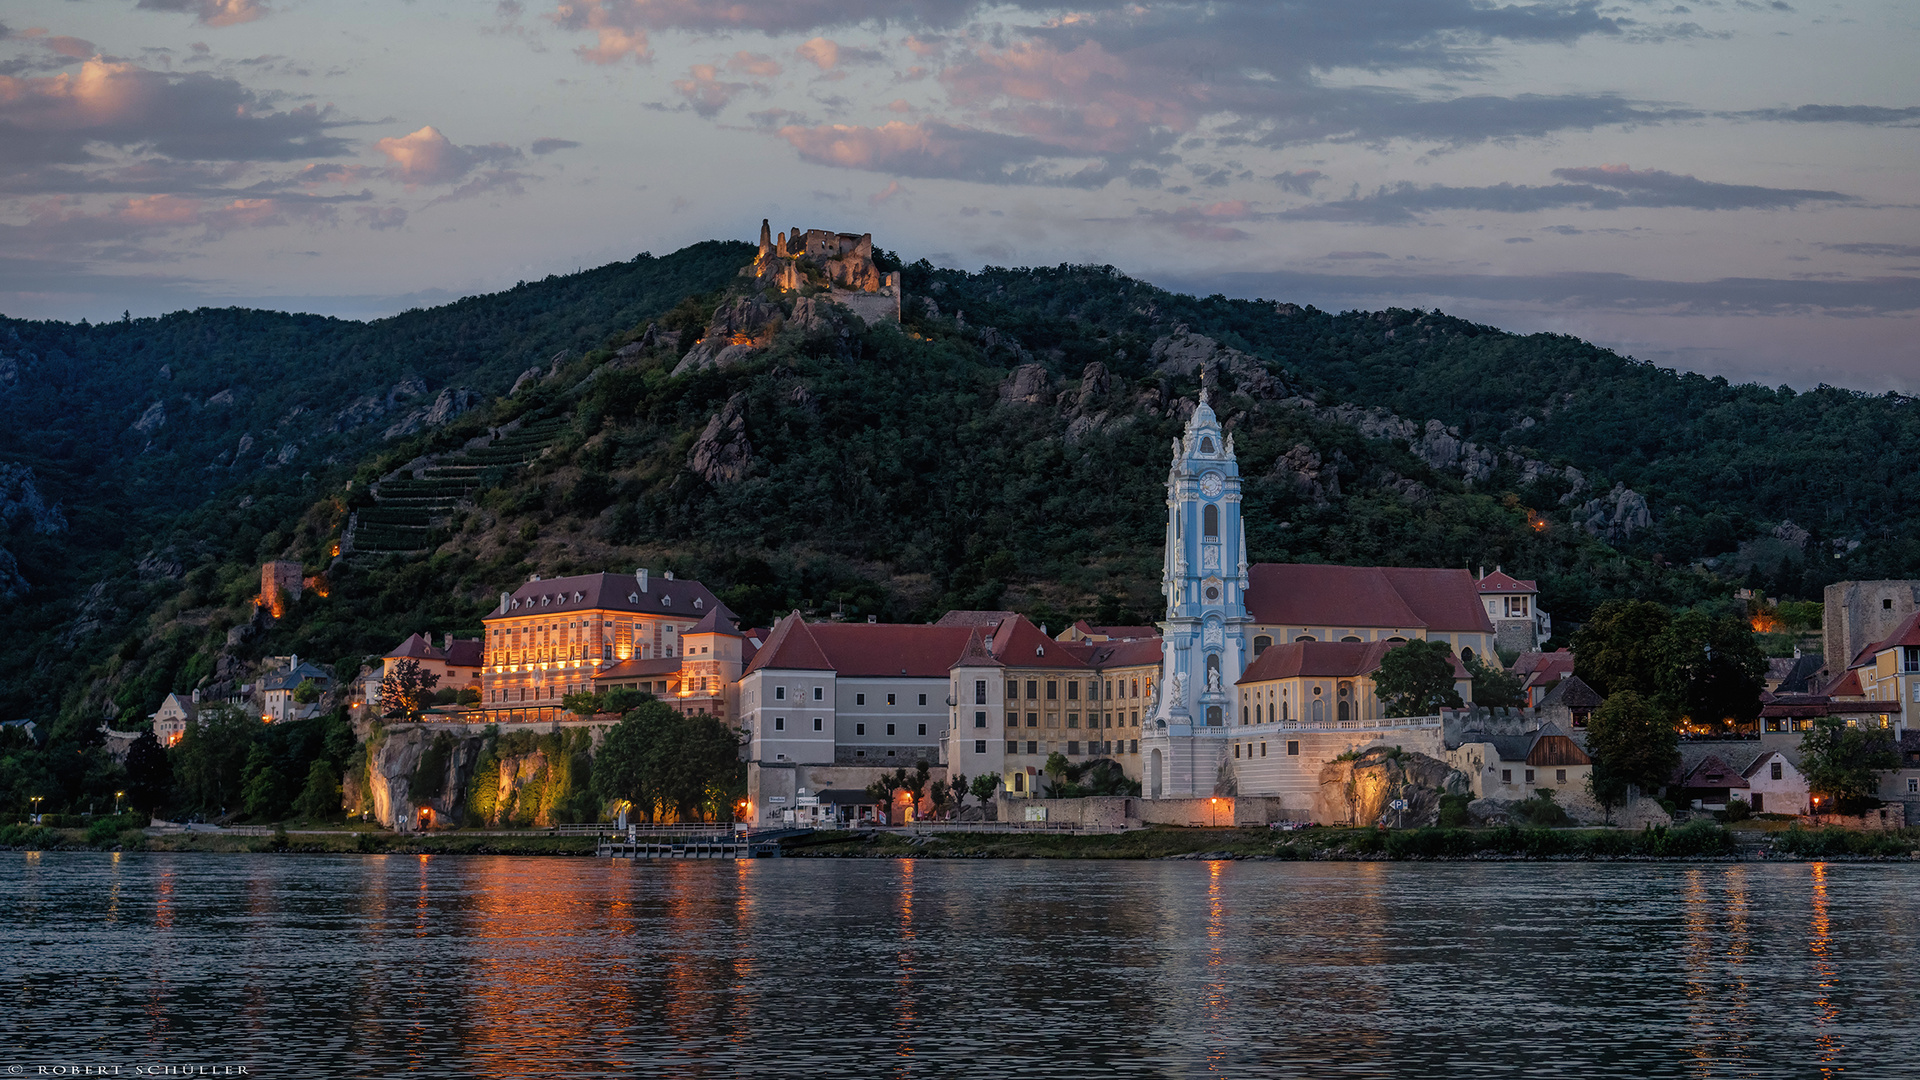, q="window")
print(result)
[887,694,897,706]
[1233,744,1240,759]
[1287,741,1299,756]
[1910,778,1918,795]
[813,718,822,731]
[1068,741,1080,755]
[1203,503,1219,538]
[974,711,987,729]
[975,740,987,755]
[1027,741,1038,755]
[775,686,786,700]
[1886,598,1896,610]
[1260,743,1267,757]
[1067,713,1079,728]
[1129,740,1138,754]
[1525,769,1535,784]
[1200,436,1214,454]
[1253,635,1272,656]
[886,724,896,736]
[975,680,987,705]
[1007,680,1019,700]
[774,717,785,731]
[856,723,866,736]
[1104,681,1113,700]
[919,694,927,705]
[918,724,927,736]
[1066,681,1079,701]
[1046,681,1058,701]
[1501,769,1512,783]
[812,687,823,701]
[1556,769,1567,783]
[1772,762,1783,781]
[856,693,867,705]
[1026,680,1038,699]
[1243,706,1250,725]
[1008,740,1019,754]
[1028,713,1038,728]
